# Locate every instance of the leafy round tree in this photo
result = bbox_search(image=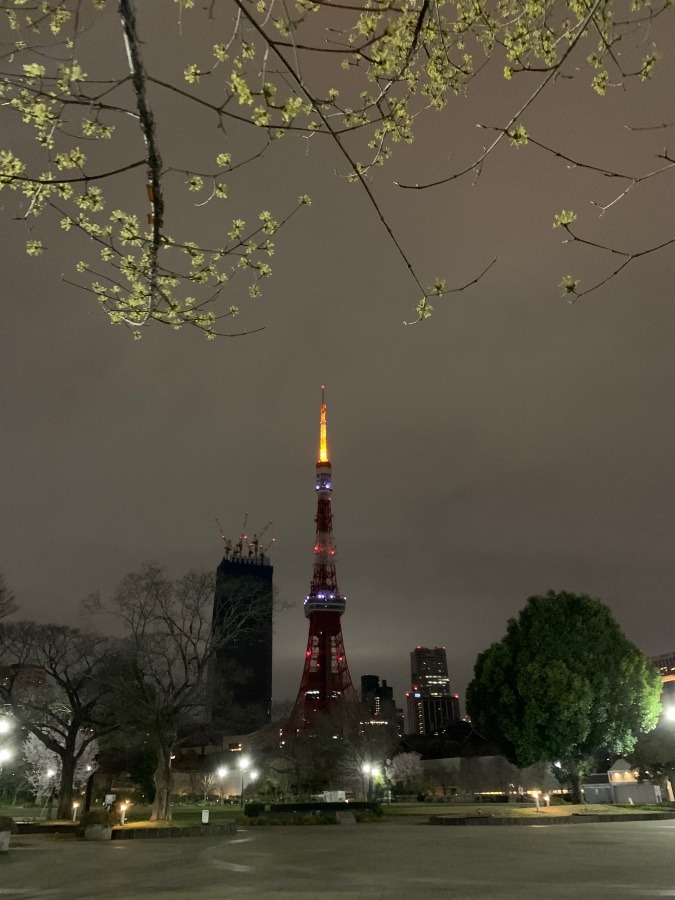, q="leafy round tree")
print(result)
[466,591,661,803]
[630,721,675,791]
